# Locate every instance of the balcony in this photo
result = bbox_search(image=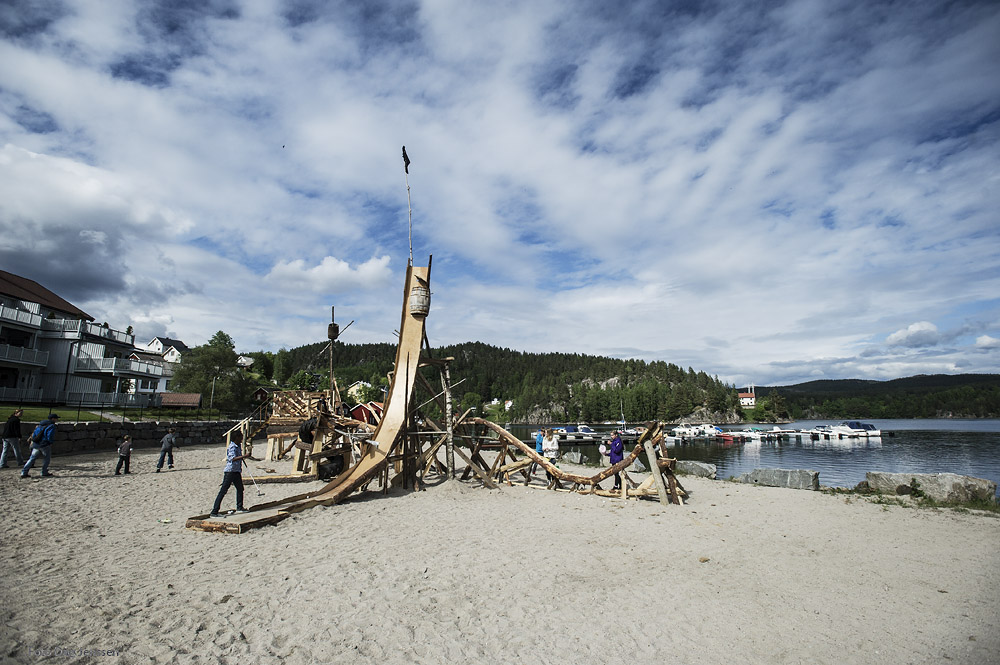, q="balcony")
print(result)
[41,319,133,345]
[0,344,49,366]
[0,387,43,403]
[0,304,42,328]
[73,357,164,377]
